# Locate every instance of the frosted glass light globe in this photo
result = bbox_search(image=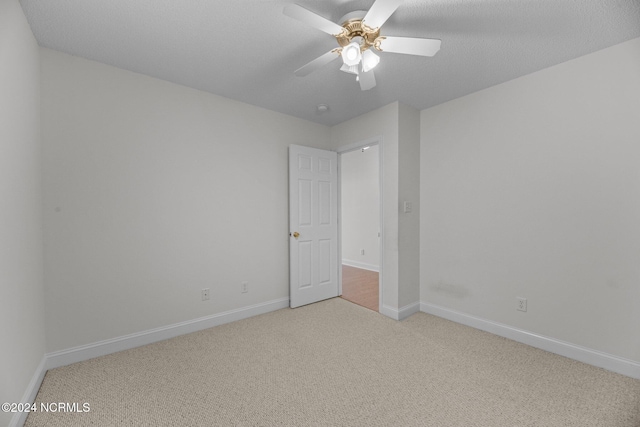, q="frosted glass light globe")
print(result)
[341,42,362,66]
